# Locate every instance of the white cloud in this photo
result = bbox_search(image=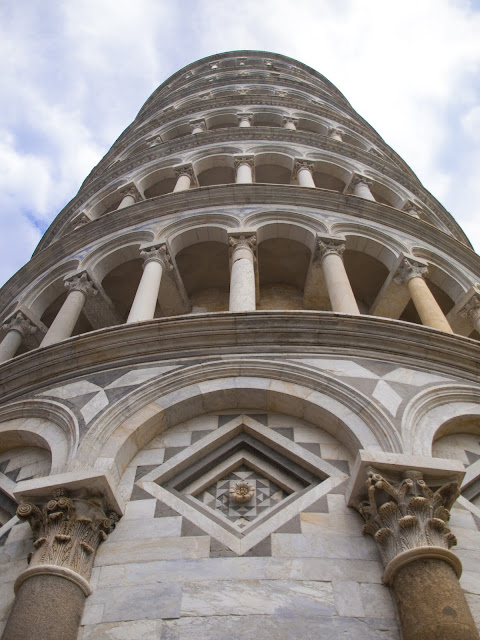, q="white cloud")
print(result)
[1,0,480,292]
